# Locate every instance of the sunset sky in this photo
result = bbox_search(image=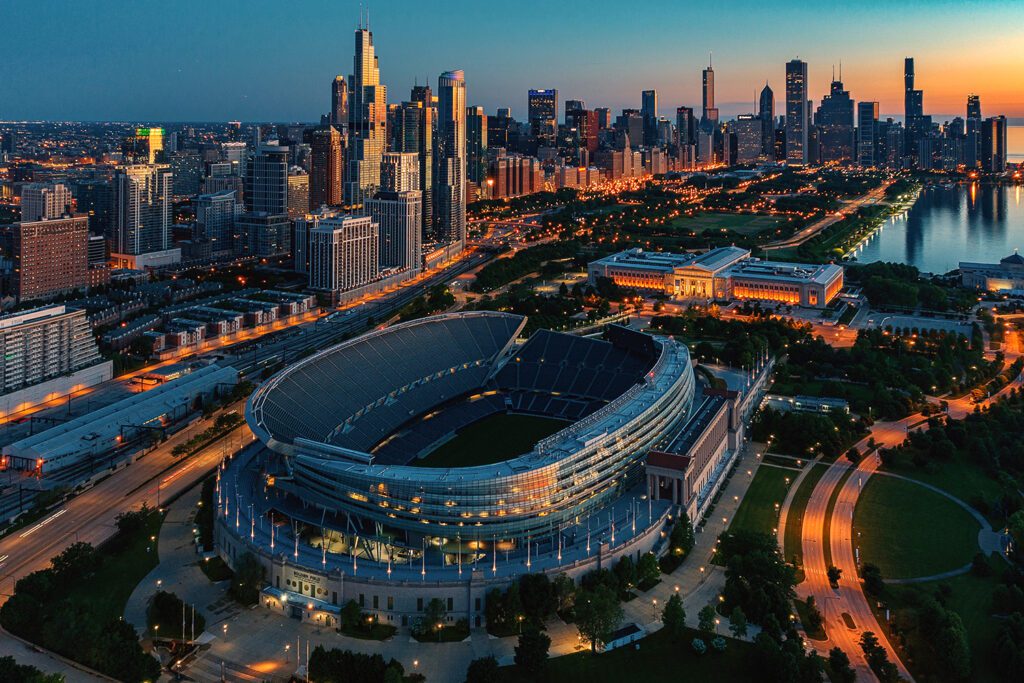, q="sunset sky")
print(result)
[2,0,1022,122]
